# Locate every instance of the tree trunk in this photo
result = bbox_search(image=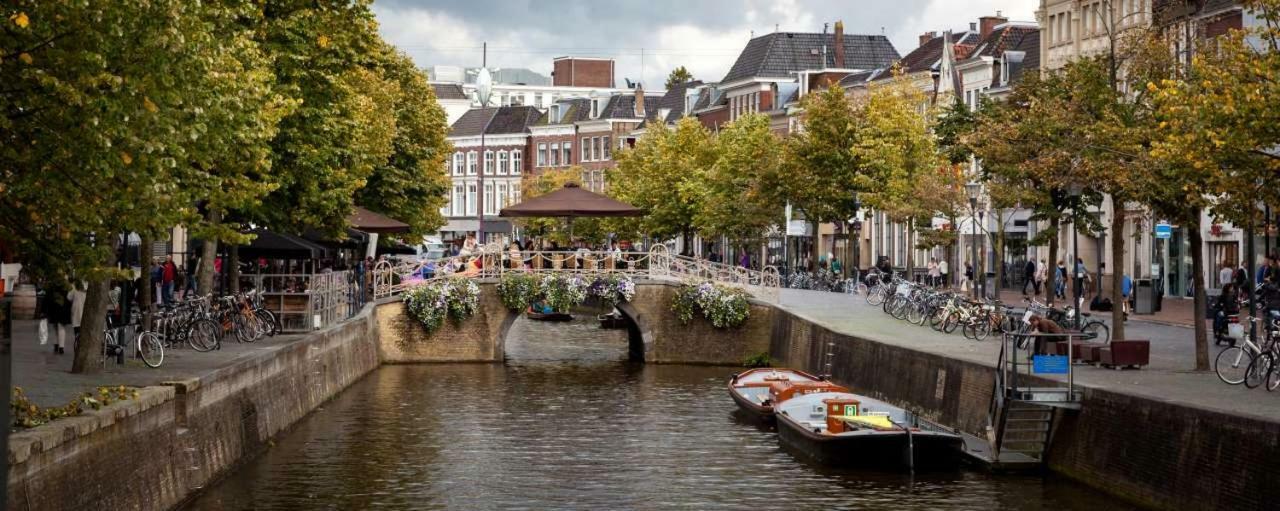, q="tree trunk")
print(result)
[1047,216,1060,308]
[904,219,914,283]
[1189,211,1209,371]
[1110,197,1127,341]
[139,234,153,331]
[229,244,241,294]
[72,235,119,374]
[197,210,221,295]
[811,219,822,272]
[995,214,1006,301]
